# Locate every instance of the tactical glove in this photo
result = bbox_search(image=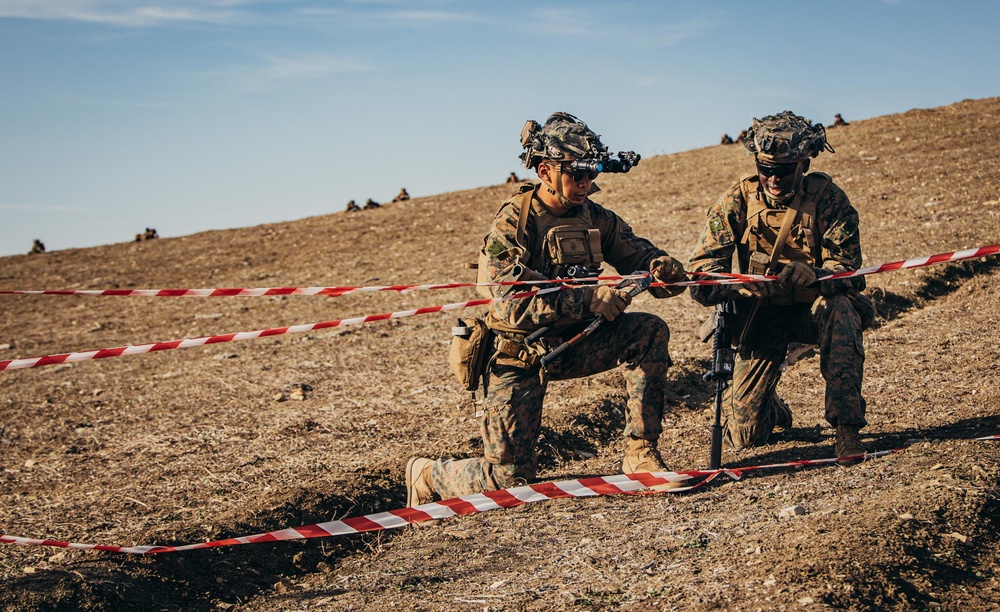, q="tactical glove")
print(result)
[734,279,776,299]
[777,262,818,287]
[649,255,687,297]
[584,285,632,321]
